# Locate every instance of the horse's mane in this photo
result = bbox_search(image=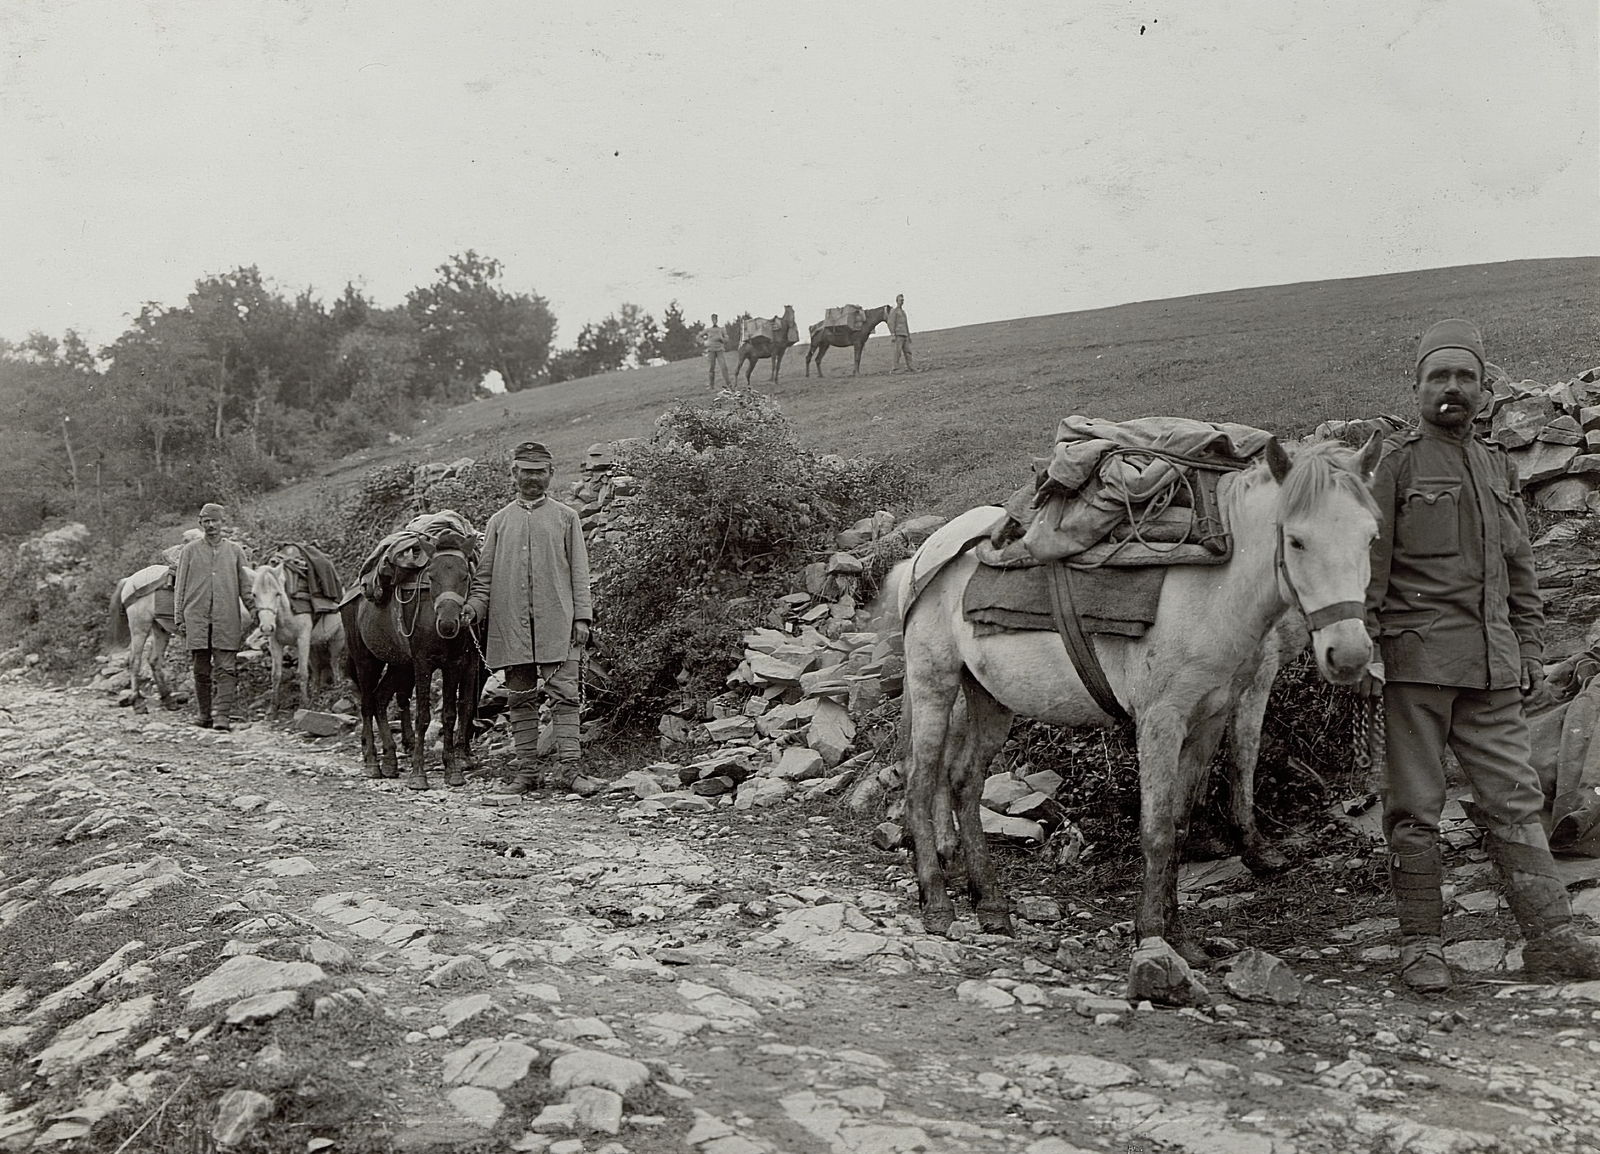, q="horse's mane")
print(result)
[1239,438,1379,520]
